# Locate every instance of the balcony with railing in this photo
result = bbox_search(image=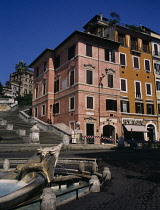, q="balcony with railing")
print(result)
[135,92,142,99]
